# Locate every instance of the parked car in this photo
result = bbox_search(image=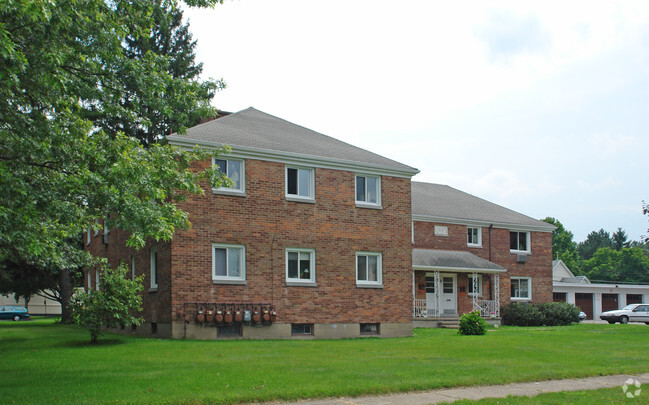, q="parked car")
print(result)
[600,304,649,324]
[0,306,30,321]
[578,311,587,321]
